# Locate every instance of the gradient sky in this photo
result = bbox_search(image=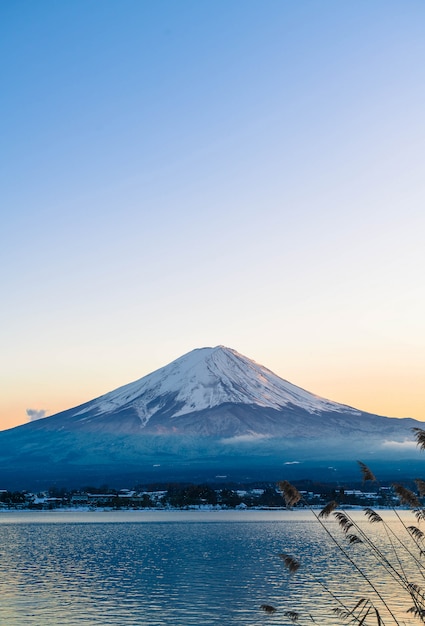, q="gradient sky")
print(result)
[2,1,425,431]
